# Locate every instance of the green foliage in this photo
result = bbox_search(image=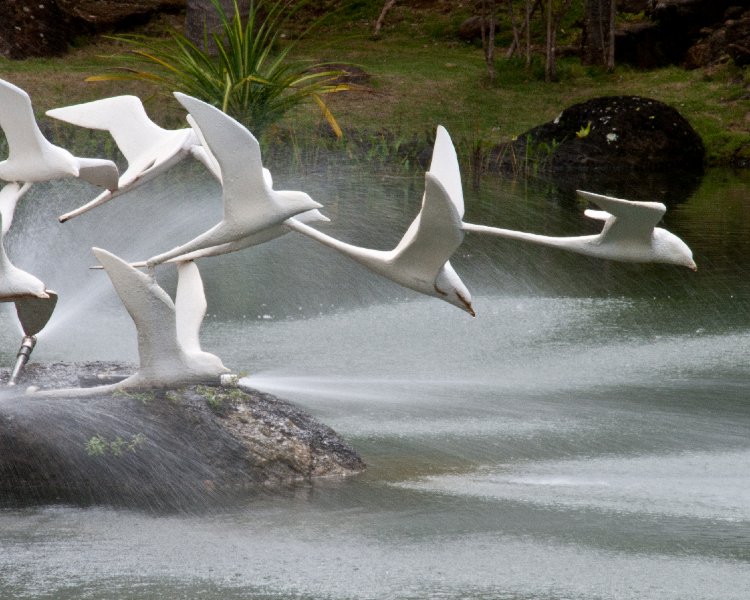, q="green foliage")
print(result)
[576,121,591,138]
[113,388,155,404]
[84,434,107,457]
[85,433,145,457]
[196,384,245,412]
[198,384,224,411]
[89,0,347,136]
